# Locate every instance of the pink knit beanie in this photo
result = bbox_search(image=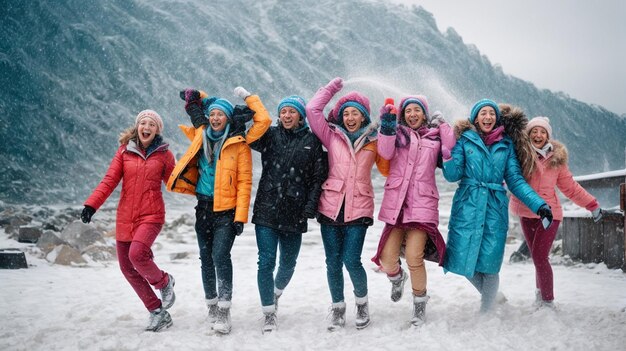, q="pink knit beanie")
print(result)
[526,116,552,139]
[135,109,164,134]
